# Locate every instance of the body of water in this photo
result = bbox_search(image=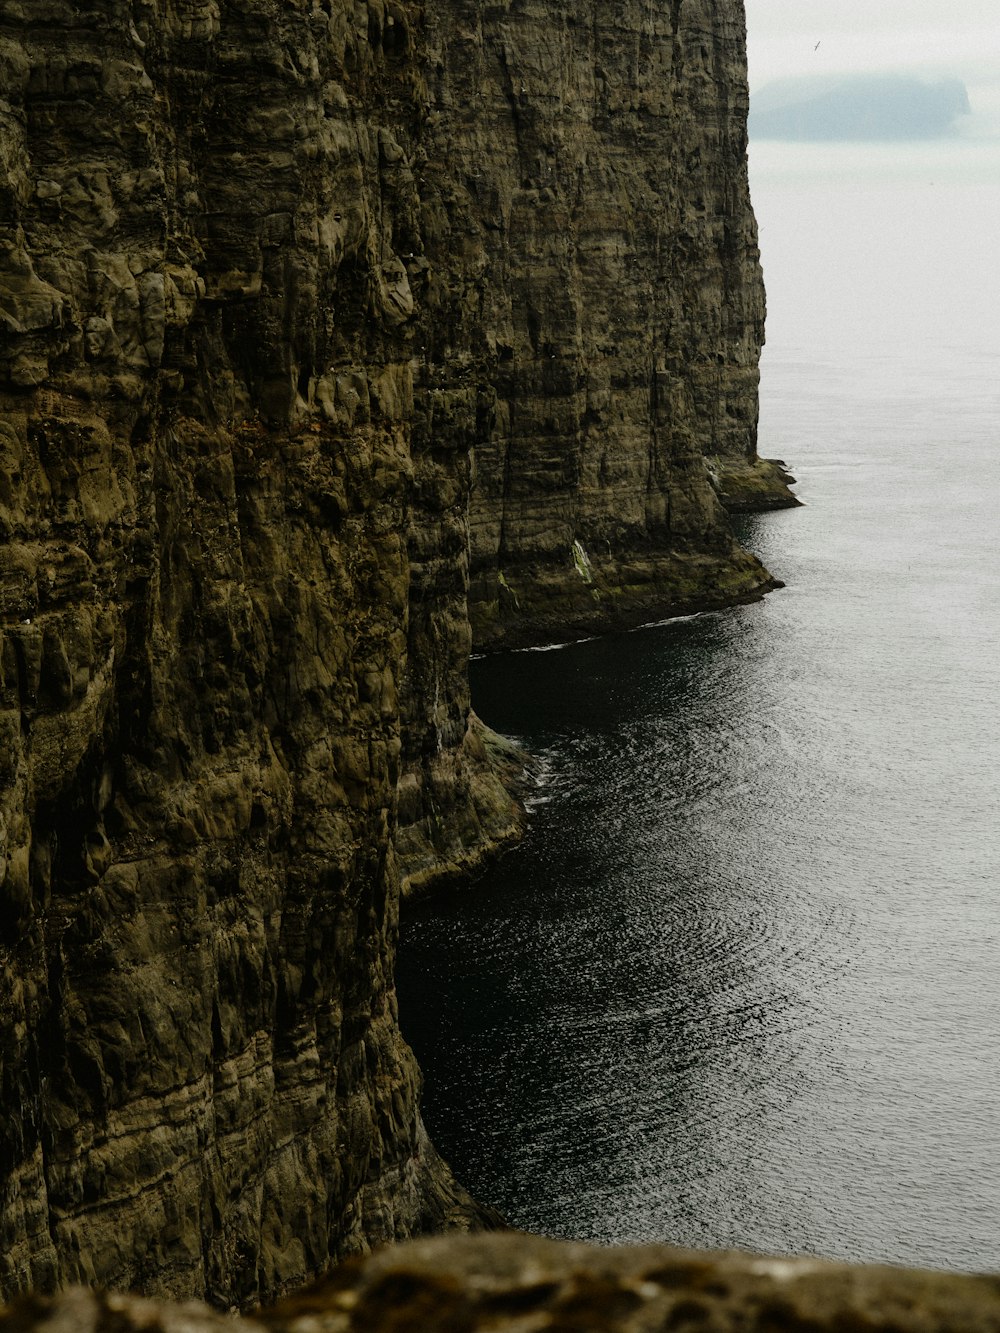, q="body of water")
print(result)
[396,139,1000,1272]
